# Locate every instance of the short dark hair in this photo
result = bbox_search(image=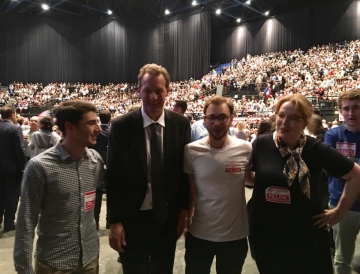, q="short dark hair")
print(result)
[40,116,55,131]
[55,100,97,137]
[0,106,15,119]
[99,110,111,124]
[175,100,187,114]
[257,119,274,136]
